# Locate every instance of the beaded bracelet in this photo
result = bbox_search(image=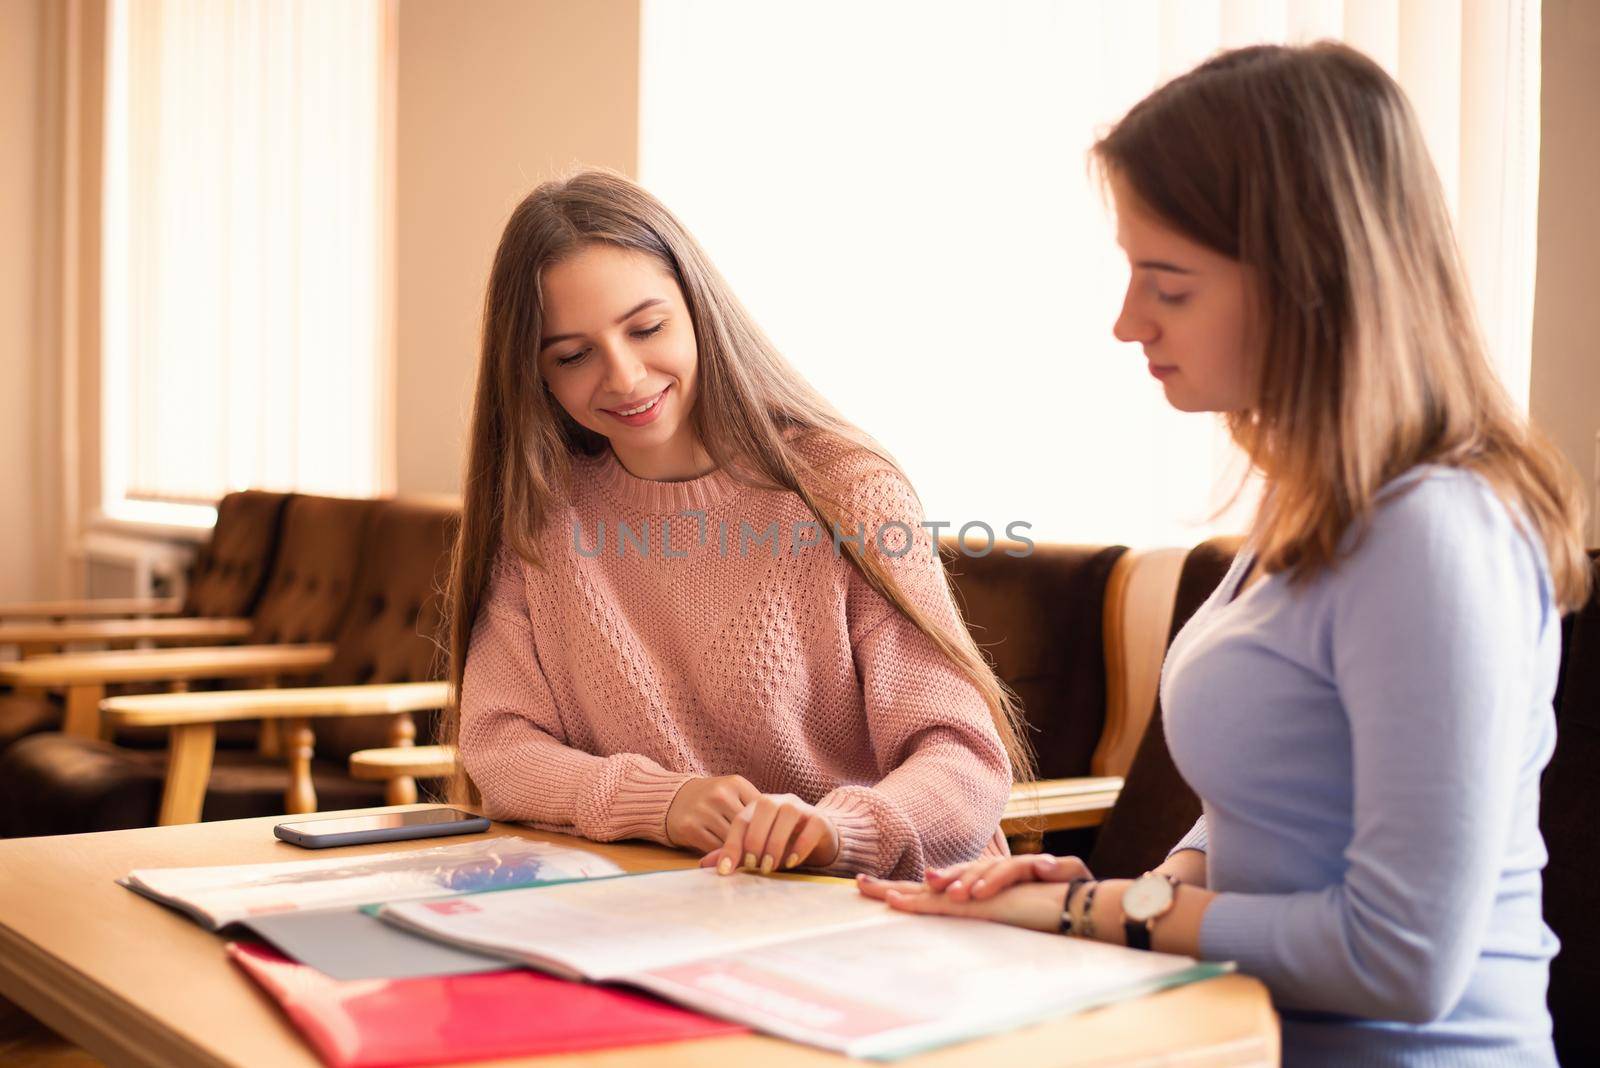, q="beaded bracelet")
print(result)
[1080,880,1102,941]
[1057,878,1090,936]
